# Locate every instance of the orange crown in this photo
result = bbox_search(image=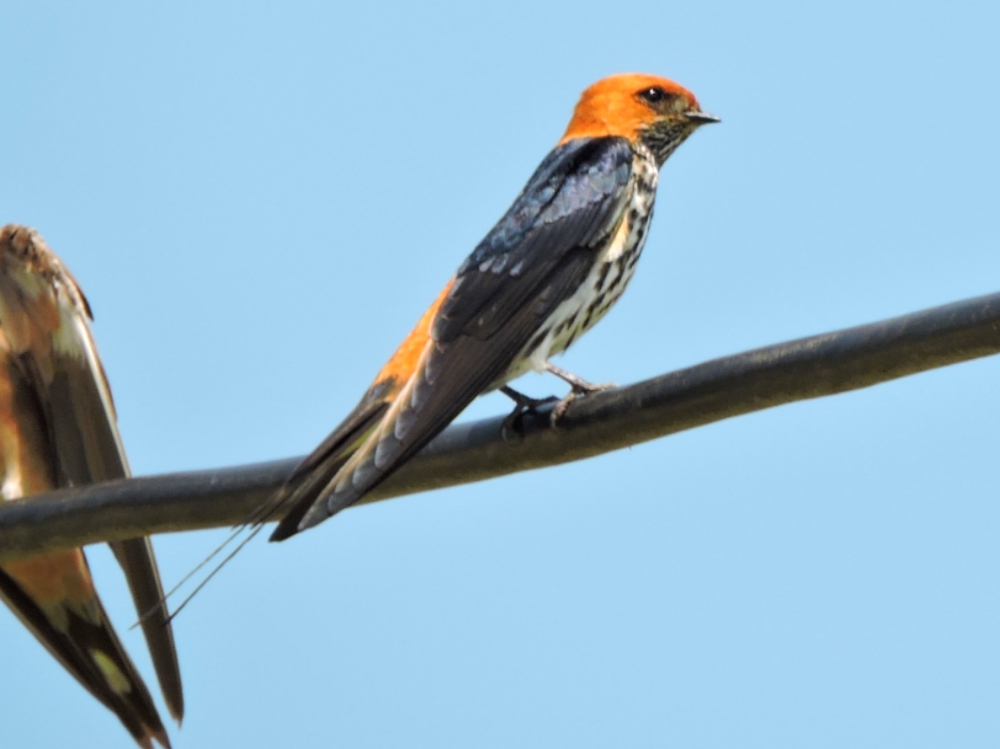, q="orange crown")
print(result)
[559,73,701,144]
